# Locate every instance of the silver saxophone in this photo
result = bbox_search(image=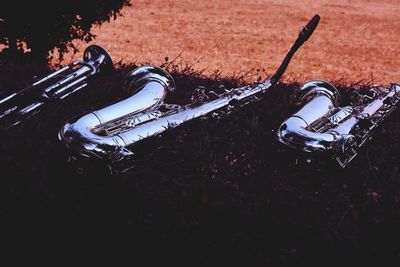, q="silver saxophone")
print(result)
[59,15,321,173]
[0,45,113,126]
[277,80,400,167]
